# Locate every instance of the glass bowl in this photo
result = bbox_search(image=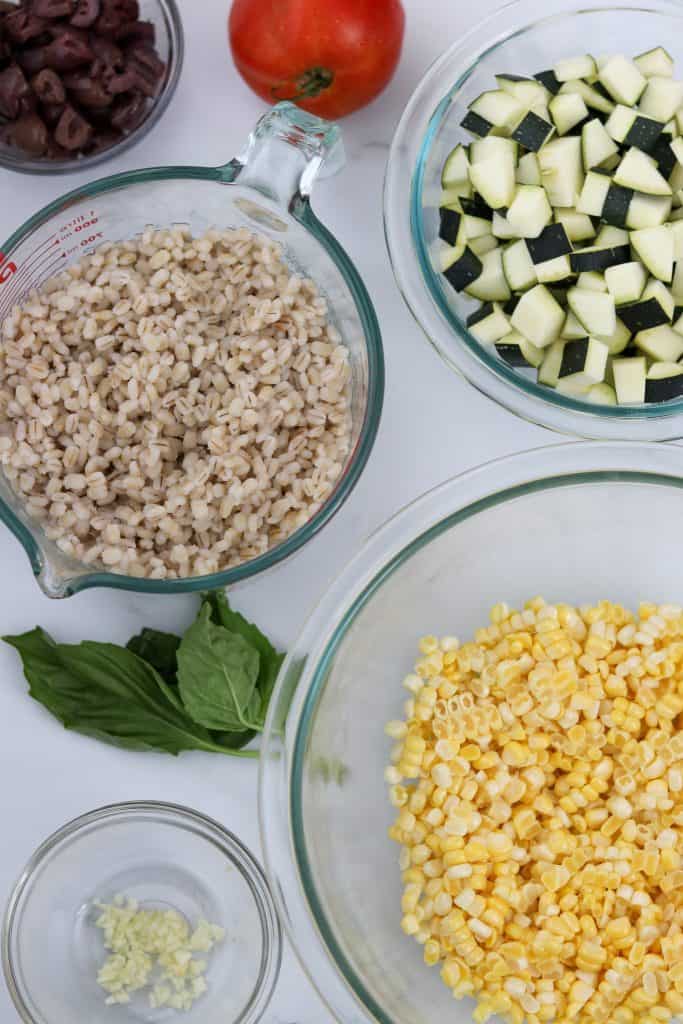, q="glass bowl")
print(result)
[384,0,683,440]
[2,801,282,1024]
[260,441,683,1024]
[0,0,184,176]
[0,101,384,597]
